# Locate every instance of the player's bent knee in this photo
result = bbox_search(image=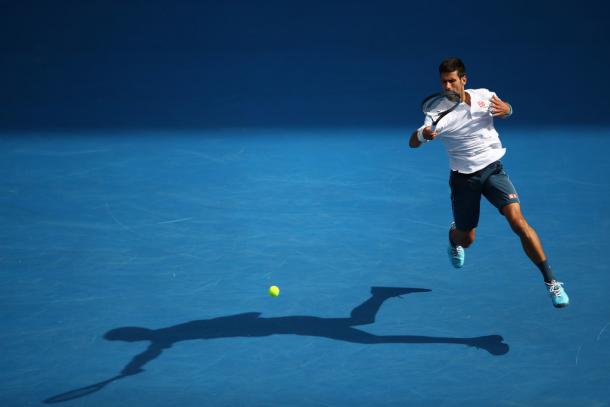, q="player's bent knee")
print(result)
[455,230,475,248]
[461,235,475,248]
